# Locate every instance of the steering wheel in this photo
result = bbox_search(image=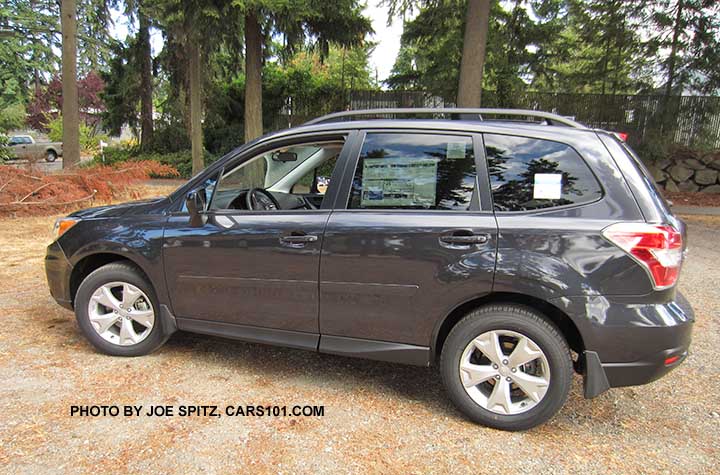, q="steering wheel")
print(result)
[245,188,281,211]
